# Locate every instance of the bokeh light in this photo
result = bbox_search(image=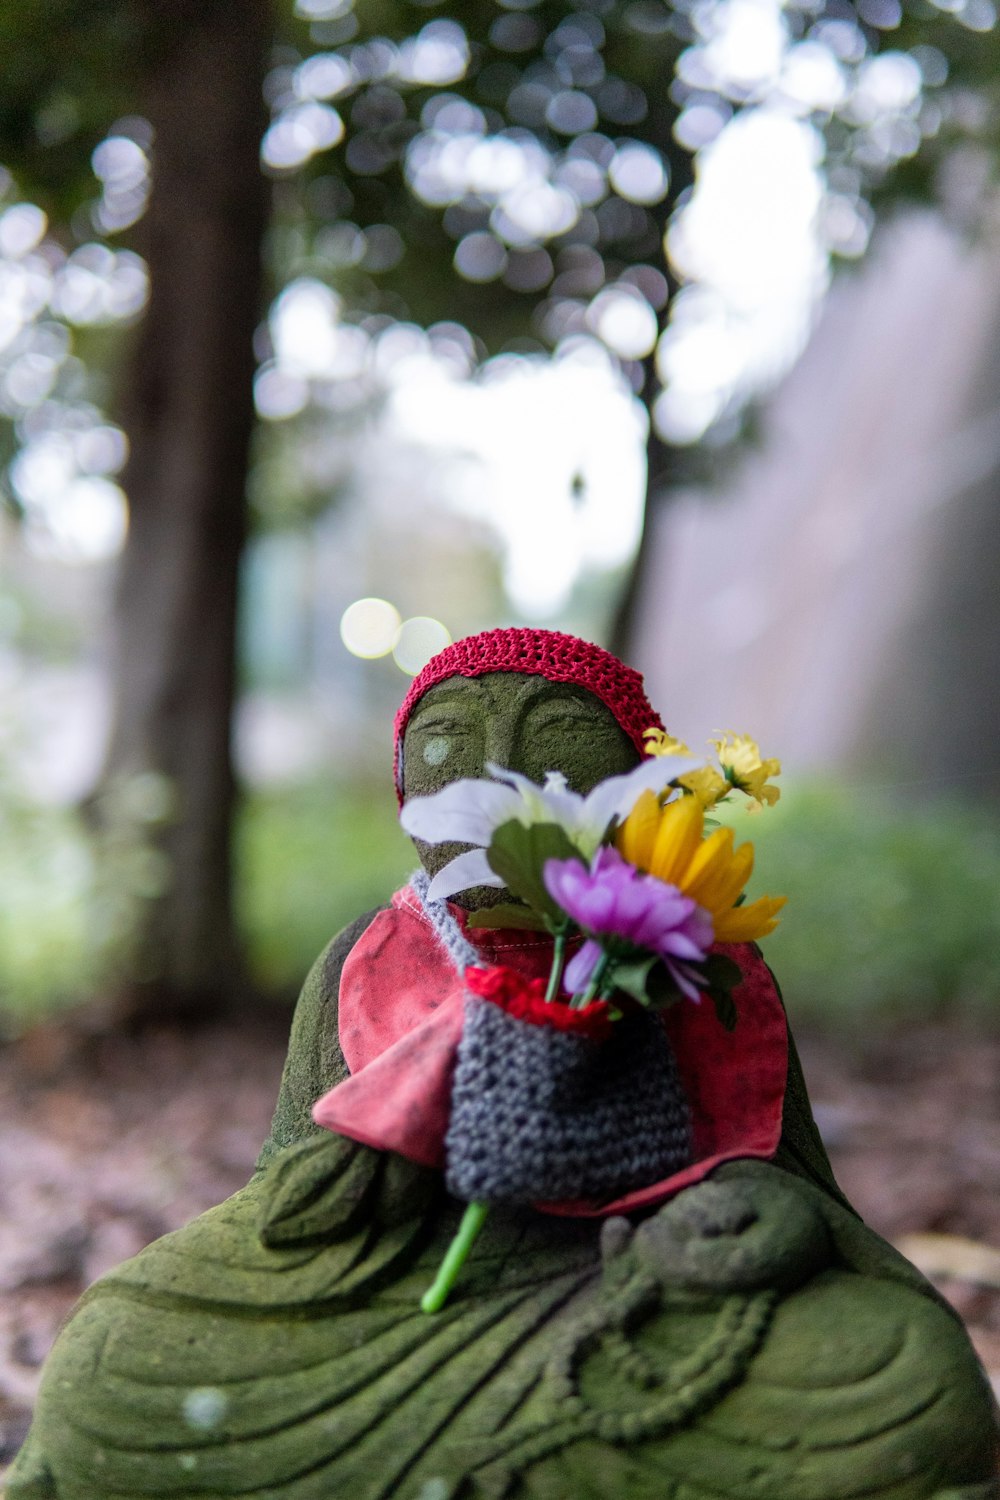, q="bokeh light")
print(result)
[390,343,645,616]
[339,597,402,658]
[0,204,47,259]
[91,130,151,233]
[0,0,989,595]
[261,103,345,171]
[657,107,827,443]
[0,184,146,563]
[588,286,659,359]
[392,616,452,675]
